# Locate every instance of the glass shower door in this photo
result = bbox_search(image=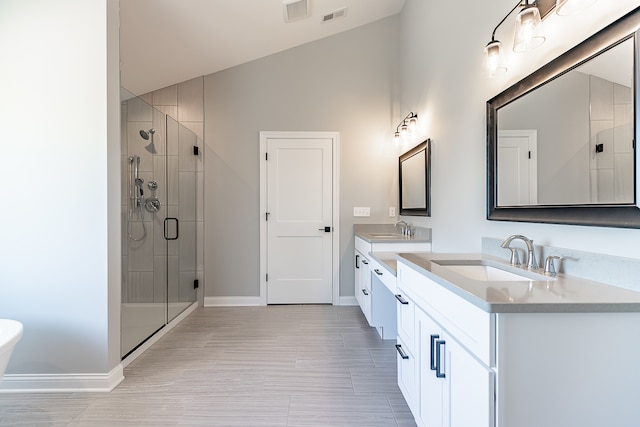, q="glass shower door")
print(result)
[165,115,198,322]
[120,88,198,359]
